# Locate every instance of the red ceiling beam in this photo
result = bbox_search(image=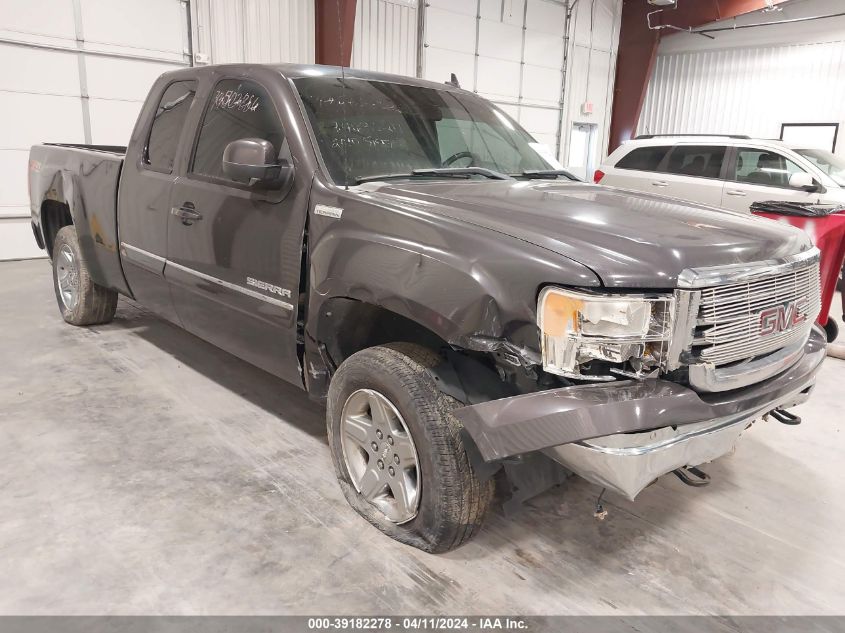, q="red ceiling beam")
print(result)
[608,0,790,153]
[315,0,357,67]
